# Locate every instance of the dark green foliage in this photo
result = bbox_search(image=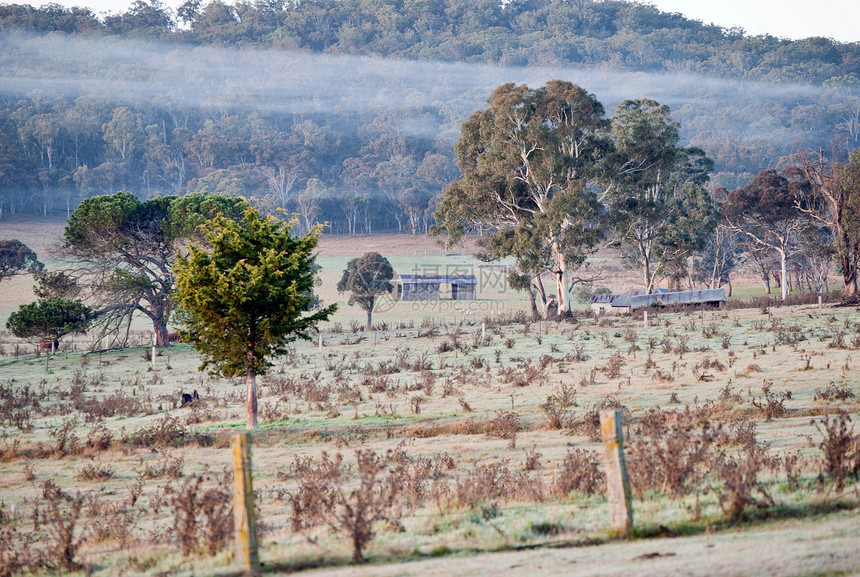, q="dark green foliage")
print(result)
[0,240,42,282]
[31,270,80,301]
[63,192,247,346]
[605,99,716,292]
[434,81,607,317]
[174,206,336,428]
[337,252,395,330]
[6,298,91,350]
